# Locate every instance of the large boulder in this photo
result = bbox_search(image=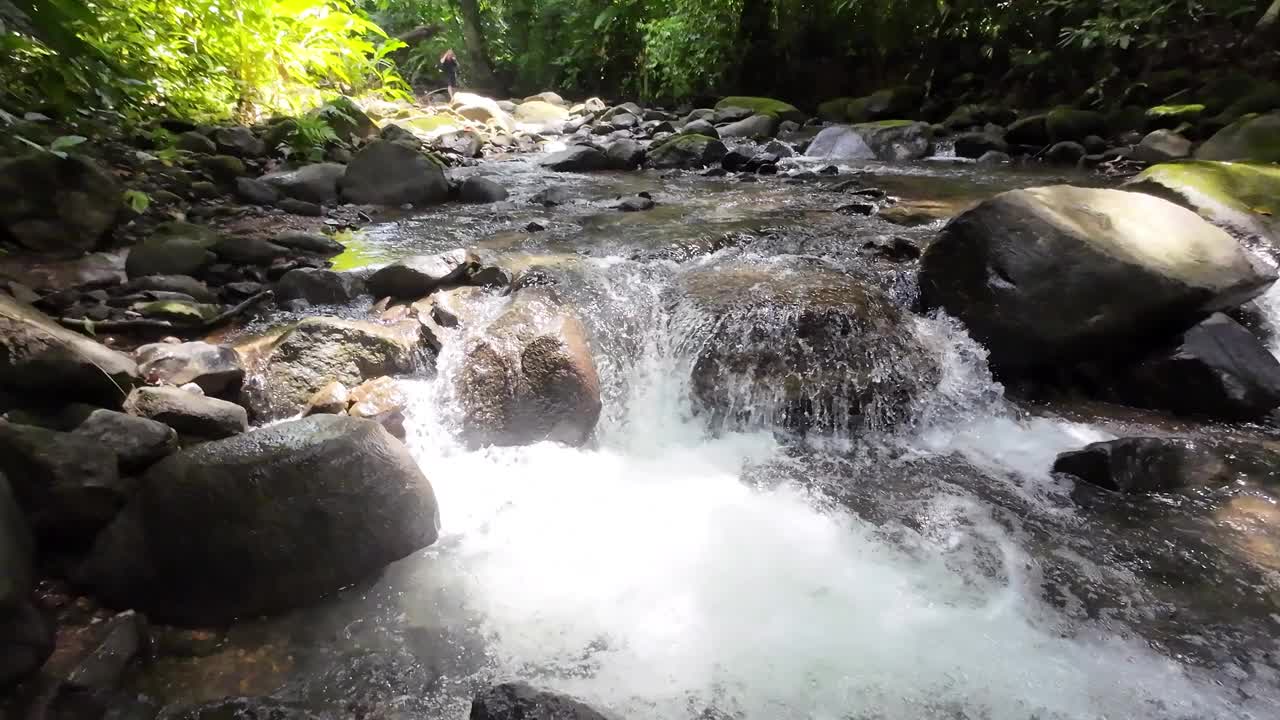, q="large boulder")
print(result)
[1121,313,1280,422]
[919,186,1276,376]
[717,113,779,139]
[714,97,805,124]
[455,290,601,448]
[841,86,926,123]
[366,249,479,299]
[0,153,121,256]
[452,92,516,133]
[125,222,219,279]
[340,140,449,206]
[942,104,1016,130]
[123,386,247,440]
[1196,111,1280,163]
[259,163,346,204]
[1045,107,1105,142]
[79,415,439,625]
[647,134,727,169]
[1126,161,1280,246]
[1130,129,1192,163]
[540,146,611,172]
[65,407,178,473]
[674,258,939,435]
[470,683,611,720]
[459,176,510,203]
[0,598,52,689]
[1005,114,1050,146]
[514,100,570,127]
[805,122,933,161]
[276,268,364,305]
[954,131,1009,159]
[605,139,645,170]
[249,317,432,420]
[0,294,138,405]
[135,341,245,397]
[0,421,125,546]
[1053,436,1280,494]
